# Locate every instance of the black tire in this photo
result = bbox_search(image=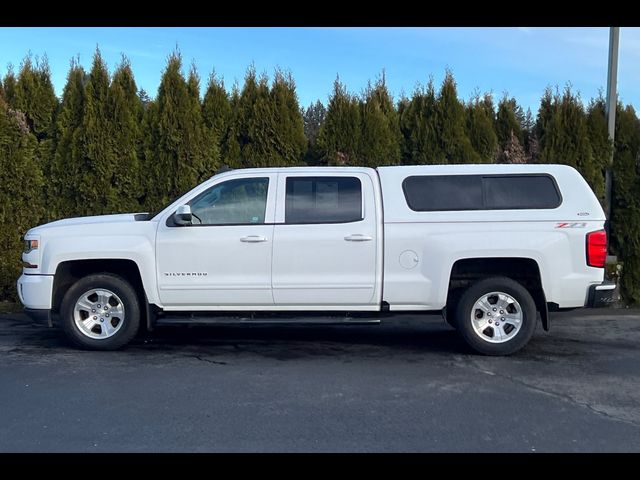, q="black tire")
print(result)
[60,273,140,350]
[454,276,537,356]
[444,306,458,330]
